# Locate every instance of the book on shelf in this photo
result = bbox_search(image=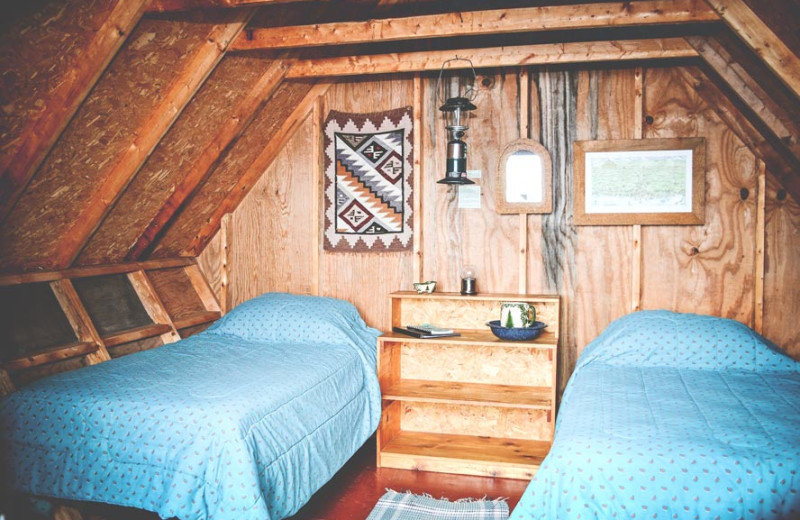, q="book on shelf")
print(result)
[392,326,461,339]
[406,323,454,335]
